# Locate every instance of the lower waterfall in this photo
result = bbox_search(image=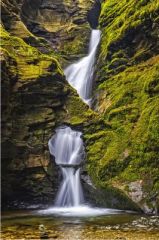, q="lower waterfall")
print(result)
[48,126,84,207]
[54,167,84,207]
